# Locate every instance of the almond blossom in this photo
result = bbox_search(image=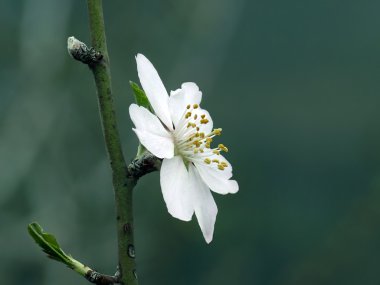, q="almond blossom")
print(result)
[129,54,239,243]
